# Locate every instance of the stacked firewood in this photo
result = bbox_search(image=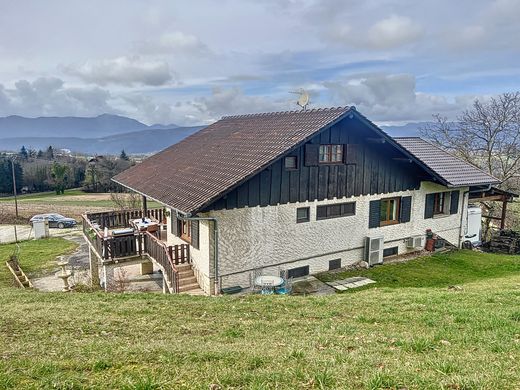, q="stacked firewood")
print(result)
[488,230,520,254]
